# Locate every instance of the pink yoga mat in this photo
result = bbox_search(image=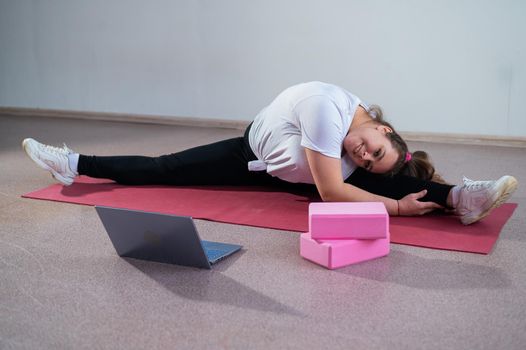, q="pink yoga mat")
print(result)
[23,176,518,254]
